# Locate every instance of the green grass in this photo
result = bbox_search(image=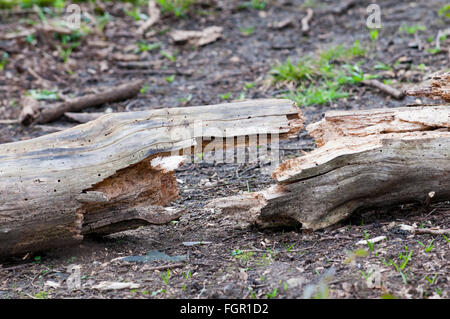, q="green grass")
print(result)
[438,4,450,18]
[269,40,371,106]
[399,24,426,35]
[239,26,255,36]
[27,89,59,100]
[136,41,162,53]
[156,0,194,17]
[0,52,9,71]
[238,0,266,10]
